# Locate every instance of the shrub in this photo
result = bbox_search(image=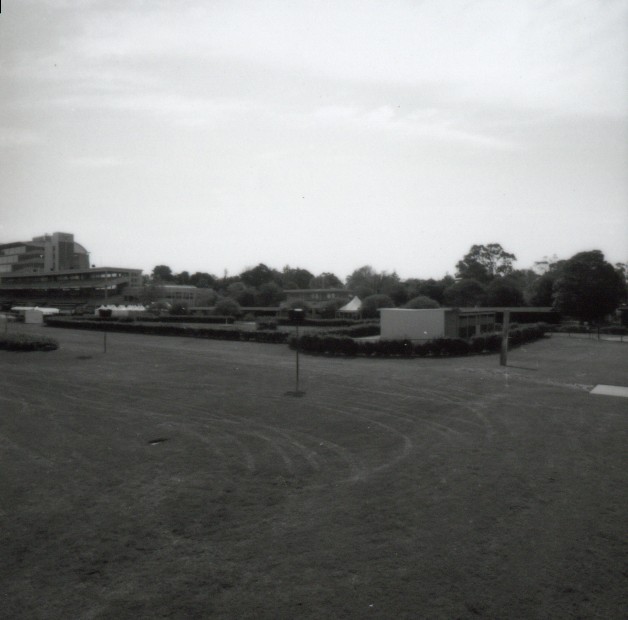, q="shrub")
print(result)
[214,298,241,318]
[0,333,59,352]
[256,318,277,331]
[469,335,487,353]
[403,295,440,309]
